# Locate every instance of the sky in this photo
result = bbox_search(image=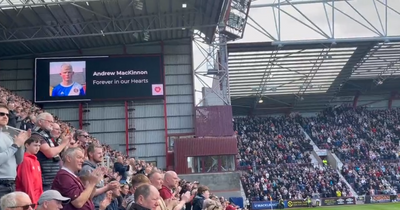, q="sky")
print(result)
[192,0,400,104]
